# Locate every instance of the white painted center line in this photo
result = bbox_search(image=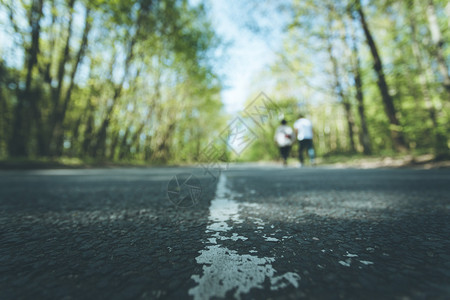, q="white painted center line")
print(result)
[188,174,301,300]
